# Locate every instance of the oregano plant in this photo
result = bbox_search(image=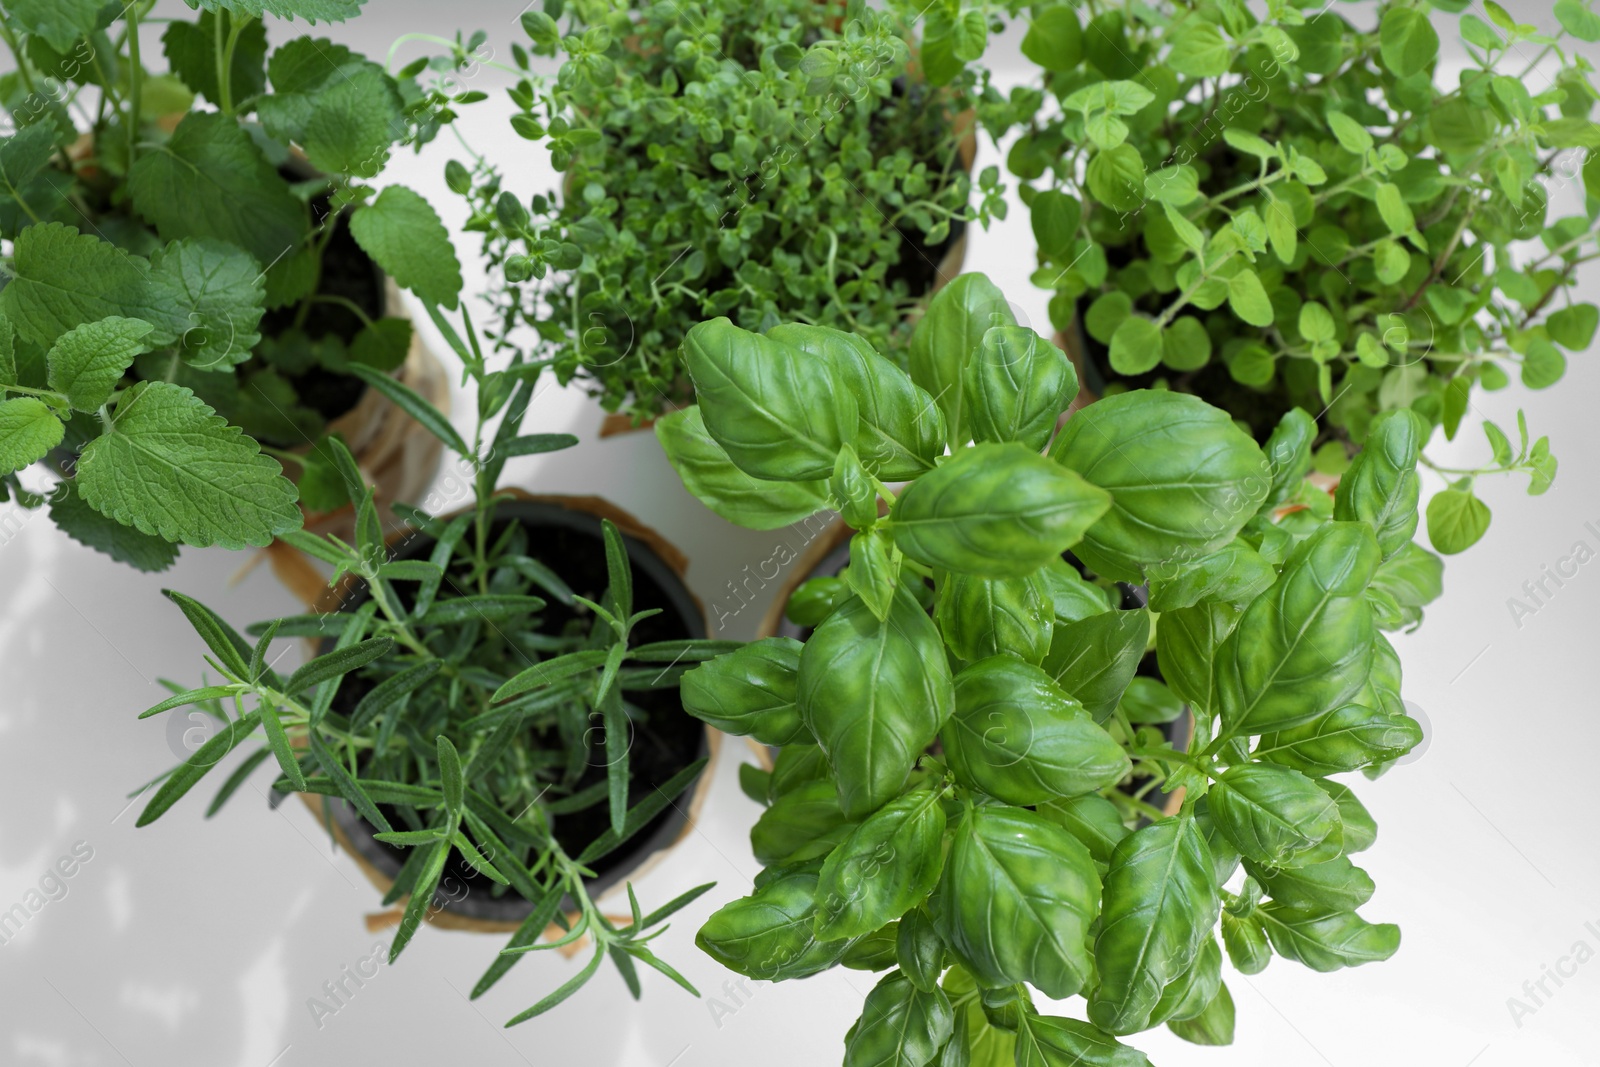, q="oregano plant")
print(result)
[443,0,990,420]
[0,0,472,564]
[974,0,1594,556]
[133,302,732,1024]
[658,274,1434,1060]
